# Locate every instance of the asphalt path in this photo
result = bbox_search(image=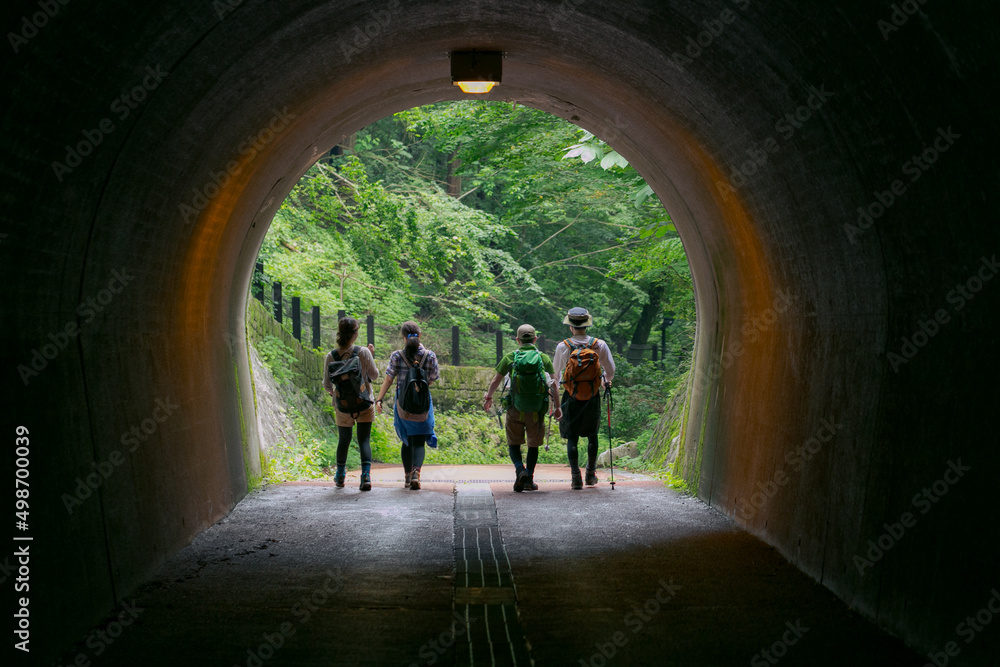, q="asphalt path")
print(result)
[54,464,924,666]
